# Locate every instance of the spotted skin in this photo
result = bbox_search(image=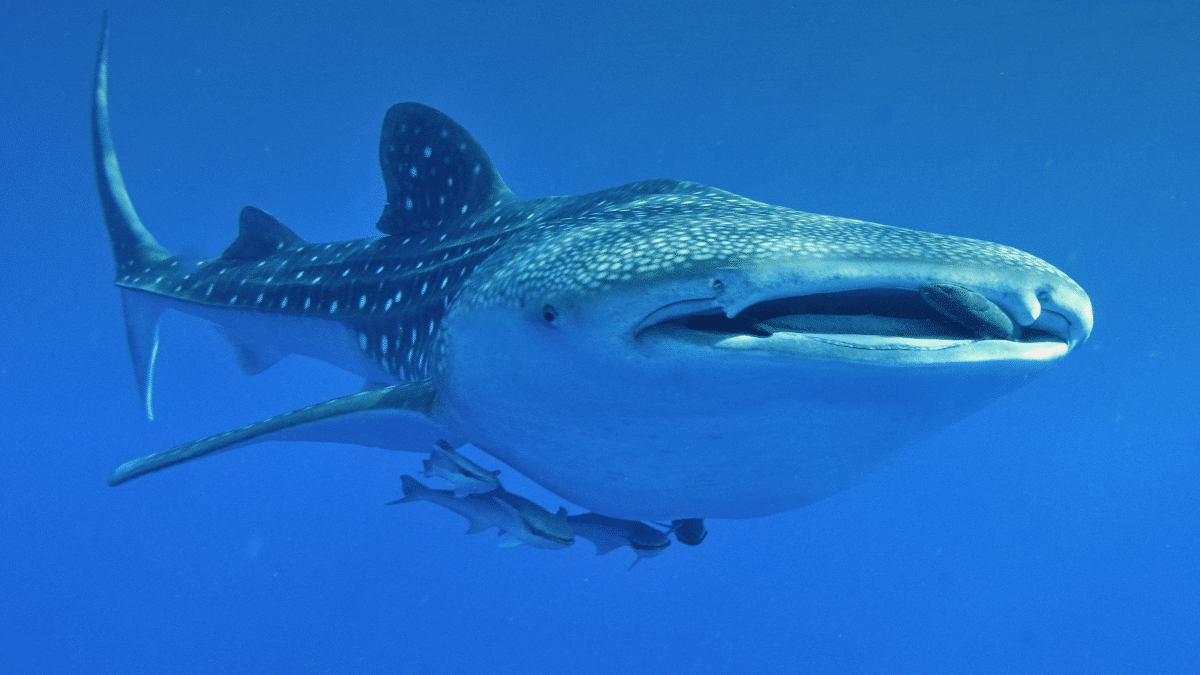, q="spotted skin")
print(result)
[114,209,514,383]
